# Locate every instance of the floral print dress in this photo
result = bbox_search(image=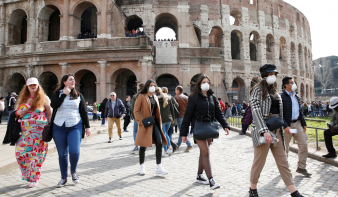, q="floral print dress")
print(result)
[15,96,48,182]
